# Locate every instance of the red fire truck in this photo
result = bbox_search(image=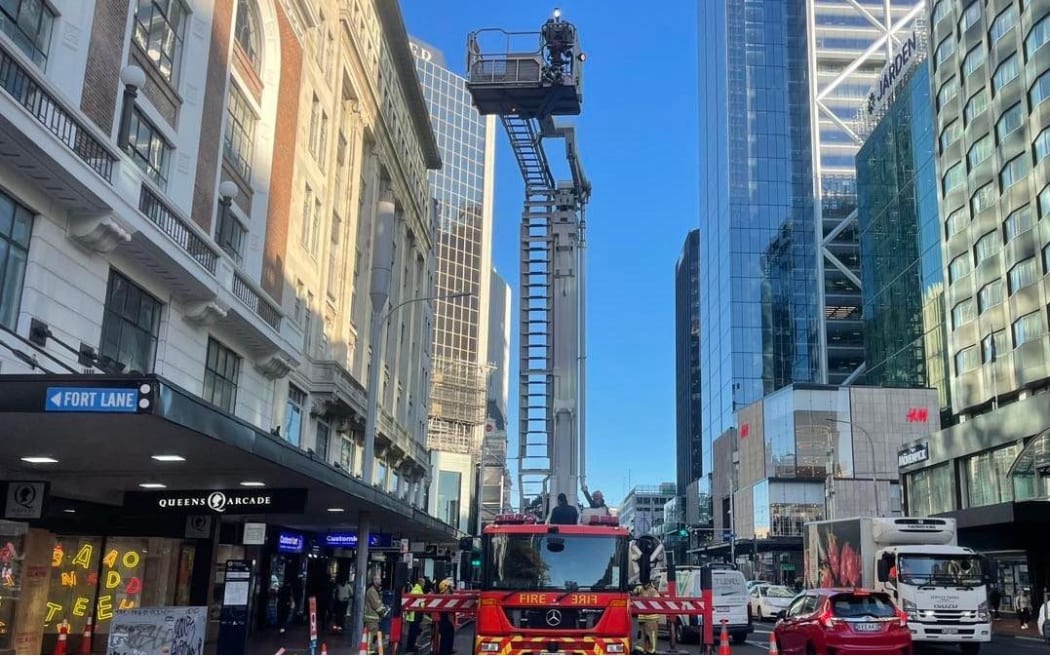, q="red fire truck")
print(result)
[402,514,711,654]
